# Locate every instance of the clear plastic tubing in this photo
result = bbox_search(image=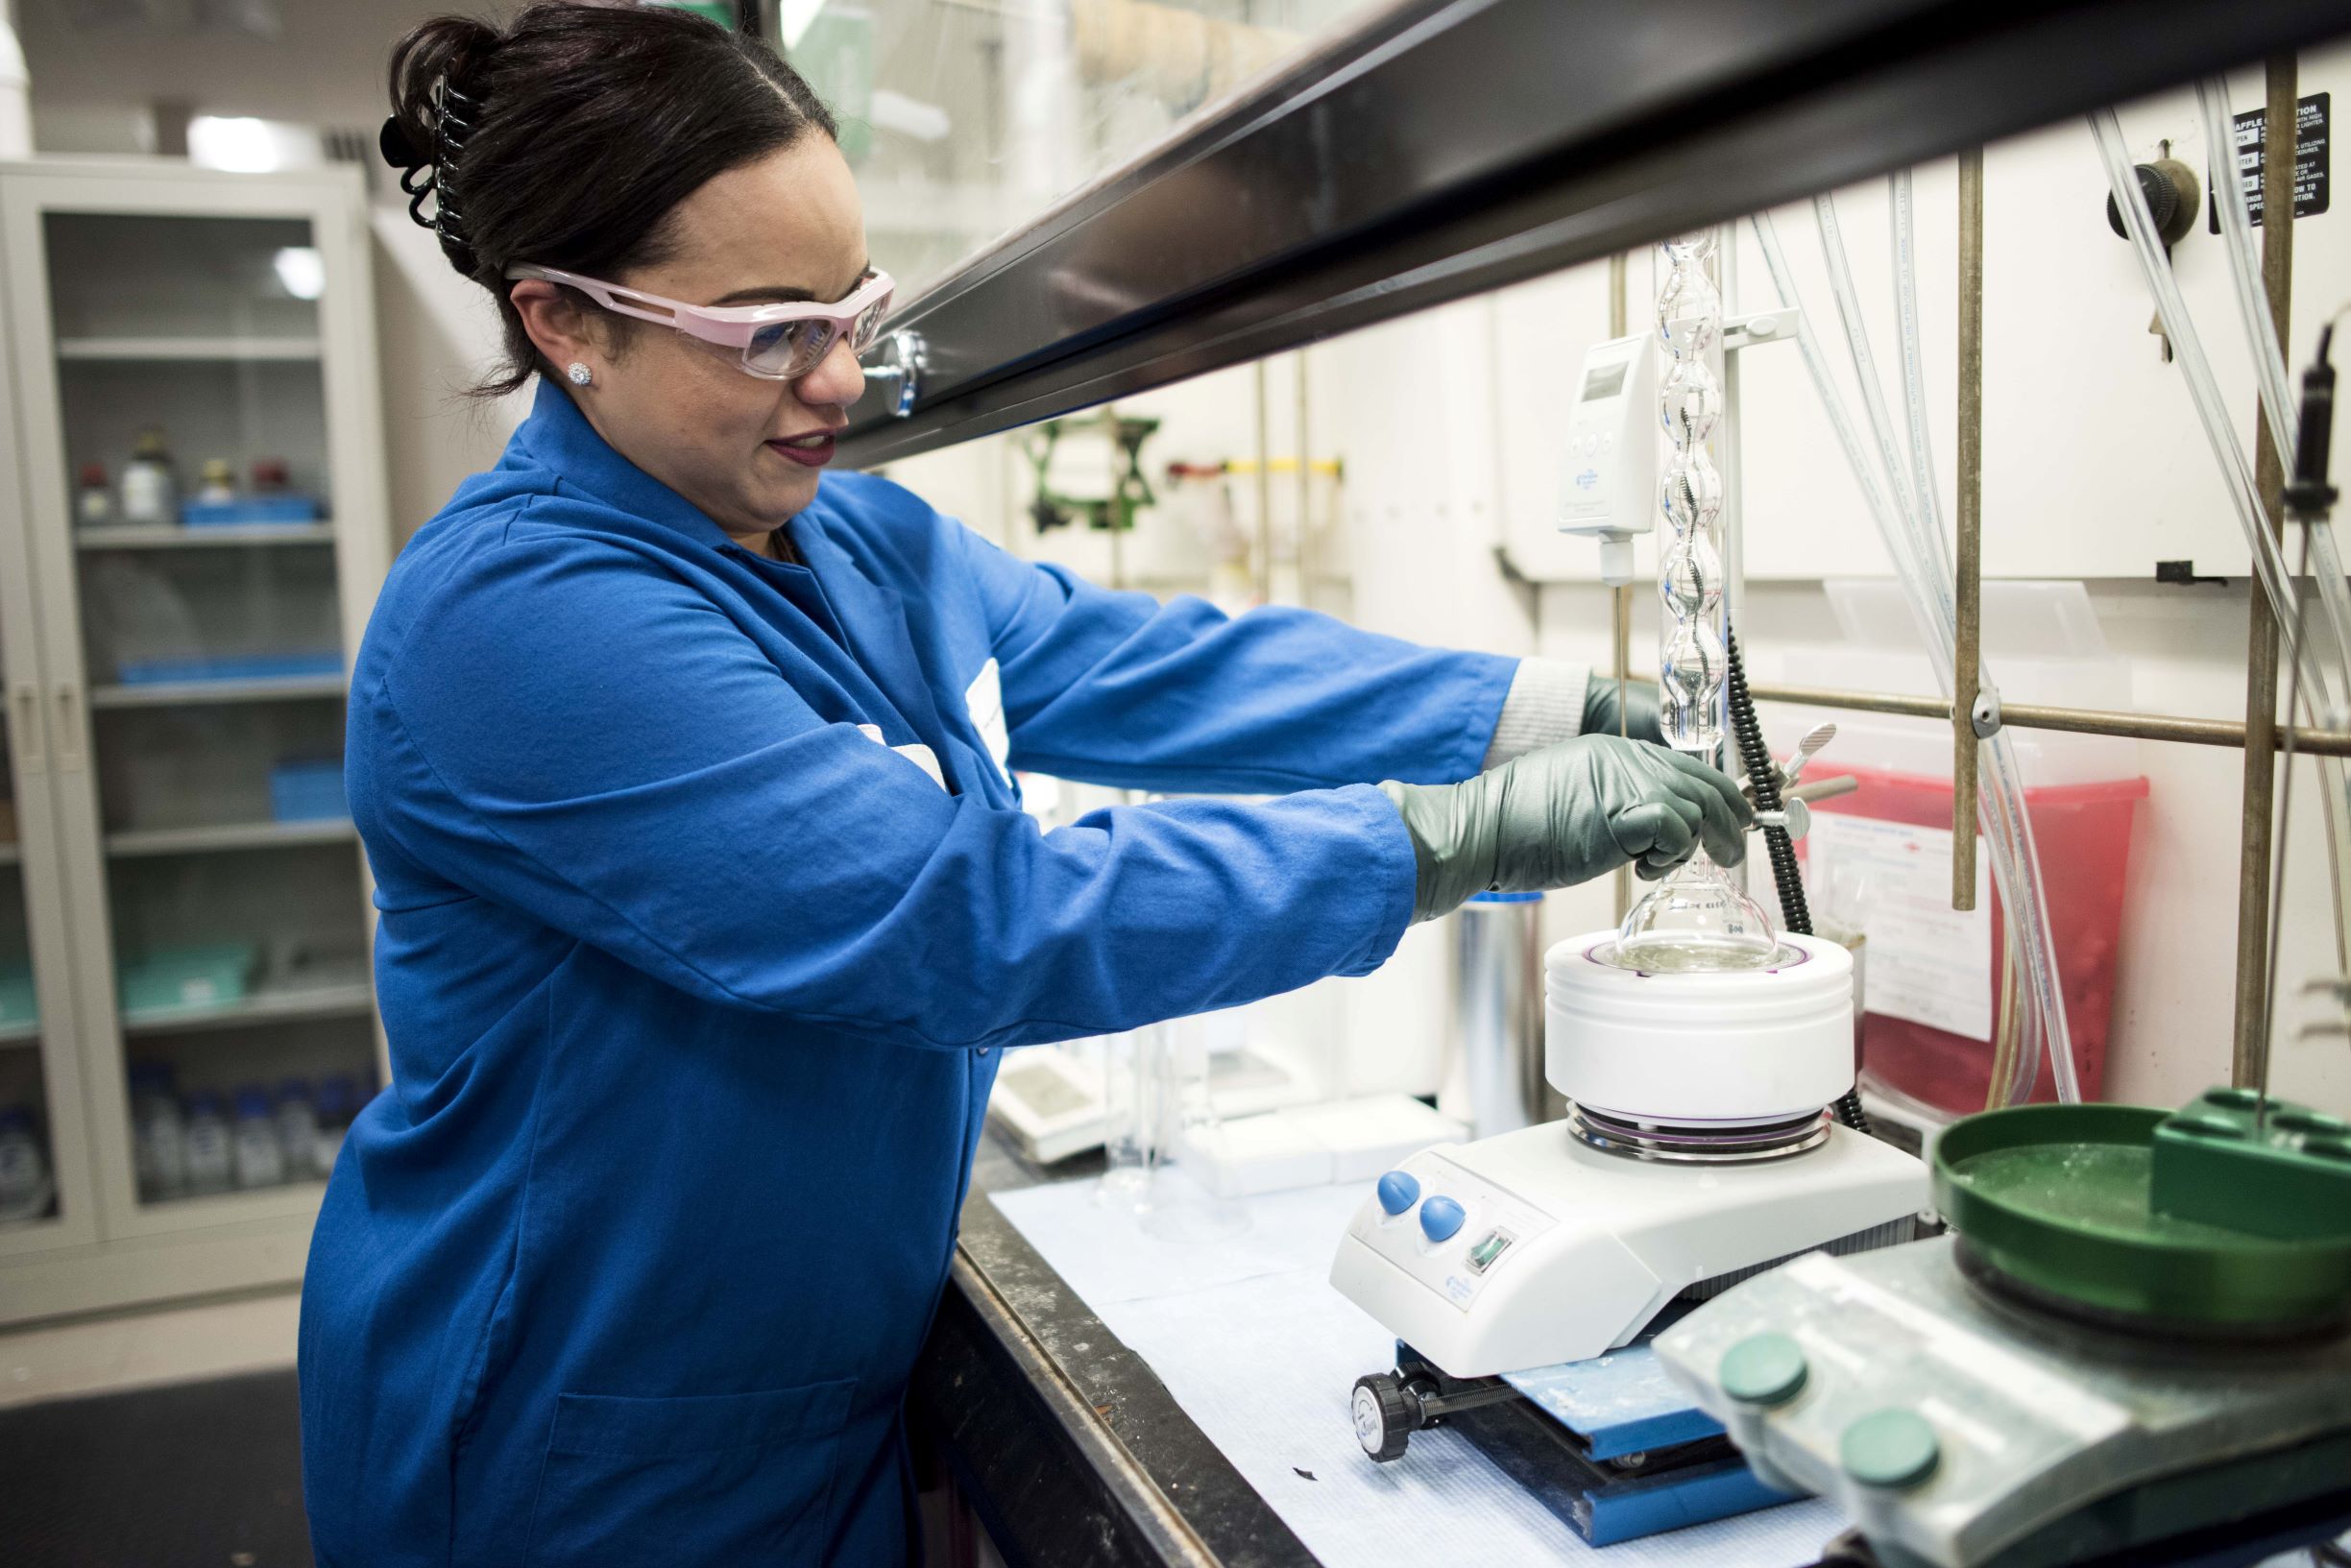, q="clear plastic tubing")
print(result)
[1755,206,2075,1105]
[1890,174,1944,576]
[1815,194,1935,567]
[1881,178,2077,1105]
[2193,80,2351,961]
[2199,83,2301,468]
[1755,208,2060,1104]
[2197,79,2351,721]
[2092,110,2337,712]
